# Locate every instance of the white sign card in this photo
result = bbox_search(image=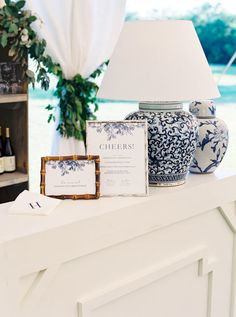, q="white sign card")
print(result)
[41,156,100,199]
[9,190,61,216]
[86,120,148,196]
